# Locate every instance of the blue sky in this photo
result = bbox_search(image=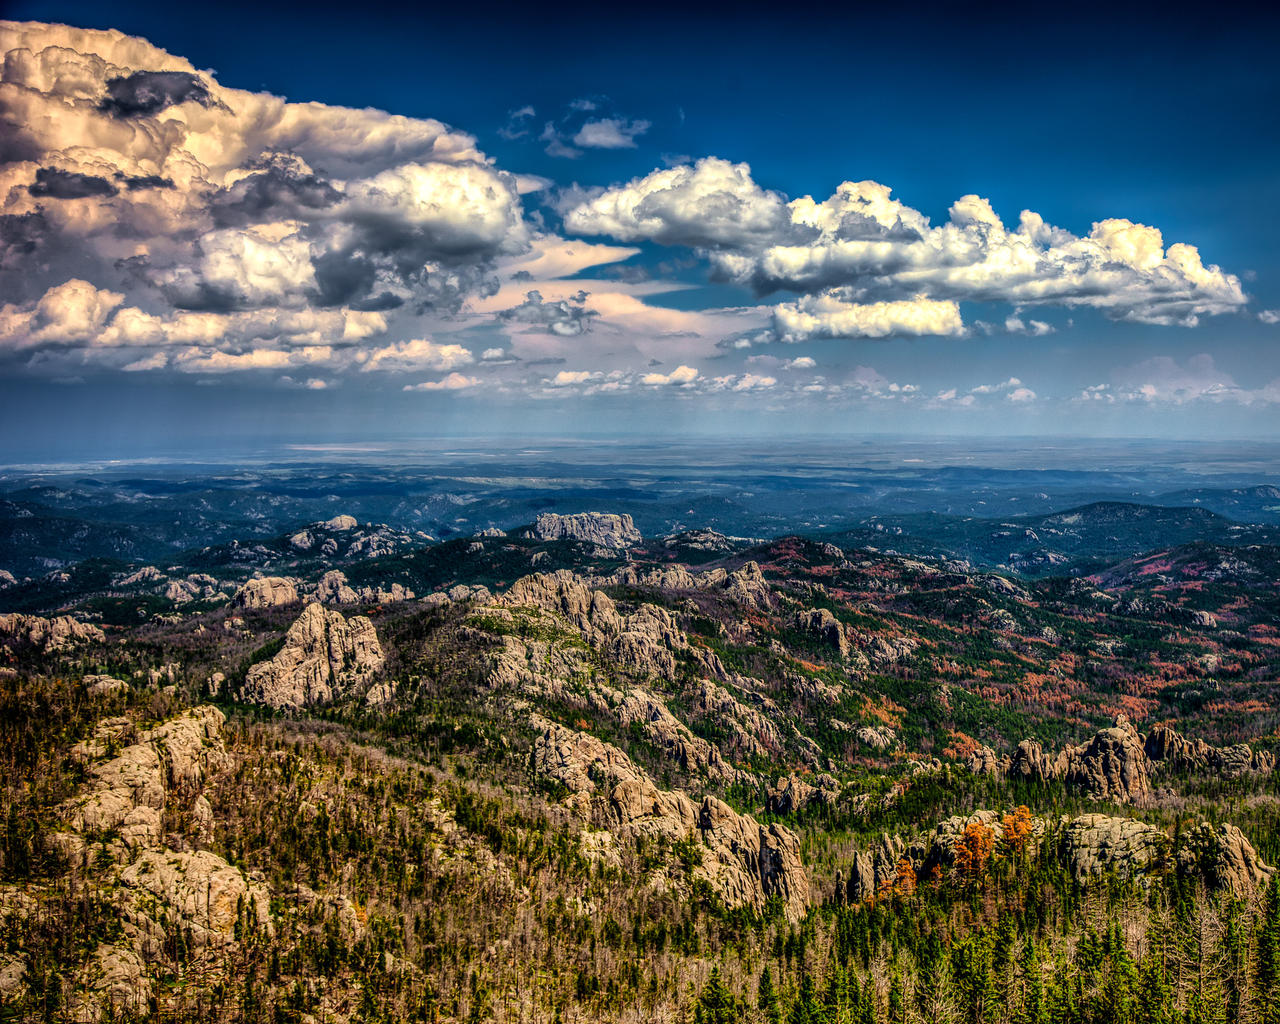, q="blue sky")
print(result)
[1,1,1278,457]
